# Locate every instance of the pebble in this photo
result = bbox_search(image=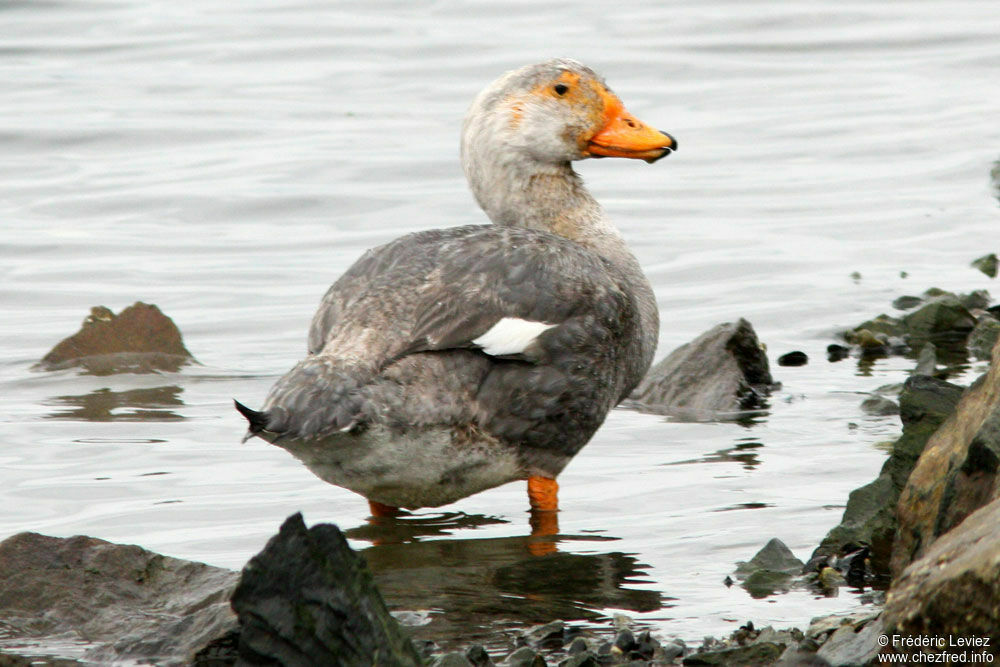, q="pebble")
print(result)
[777,351,808,366]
